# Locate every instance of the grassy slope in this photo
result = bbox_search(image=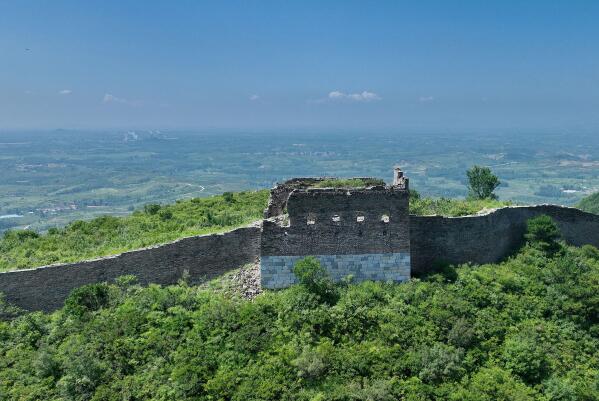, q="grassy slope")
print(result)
[409,196,511,216]
[0,190,269,271]
[1,242,598,400]
[311,178,386,188]
[578,192,599,215]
